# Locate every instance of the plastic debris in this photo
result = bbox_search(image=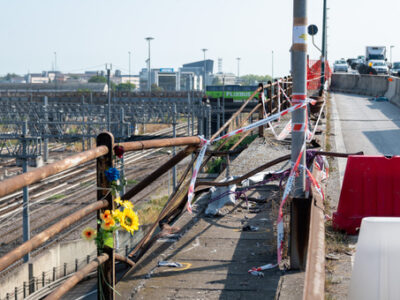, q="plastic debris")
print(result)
[249,270,264,277]
[242,225,259,232]
[157,261,183,268]
[205,176,237,216]
[370,96,389,102]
